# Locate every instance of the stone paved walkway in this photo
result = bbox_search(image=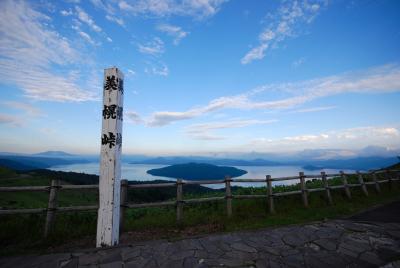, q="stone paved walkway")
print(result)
[1,219,400,268]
